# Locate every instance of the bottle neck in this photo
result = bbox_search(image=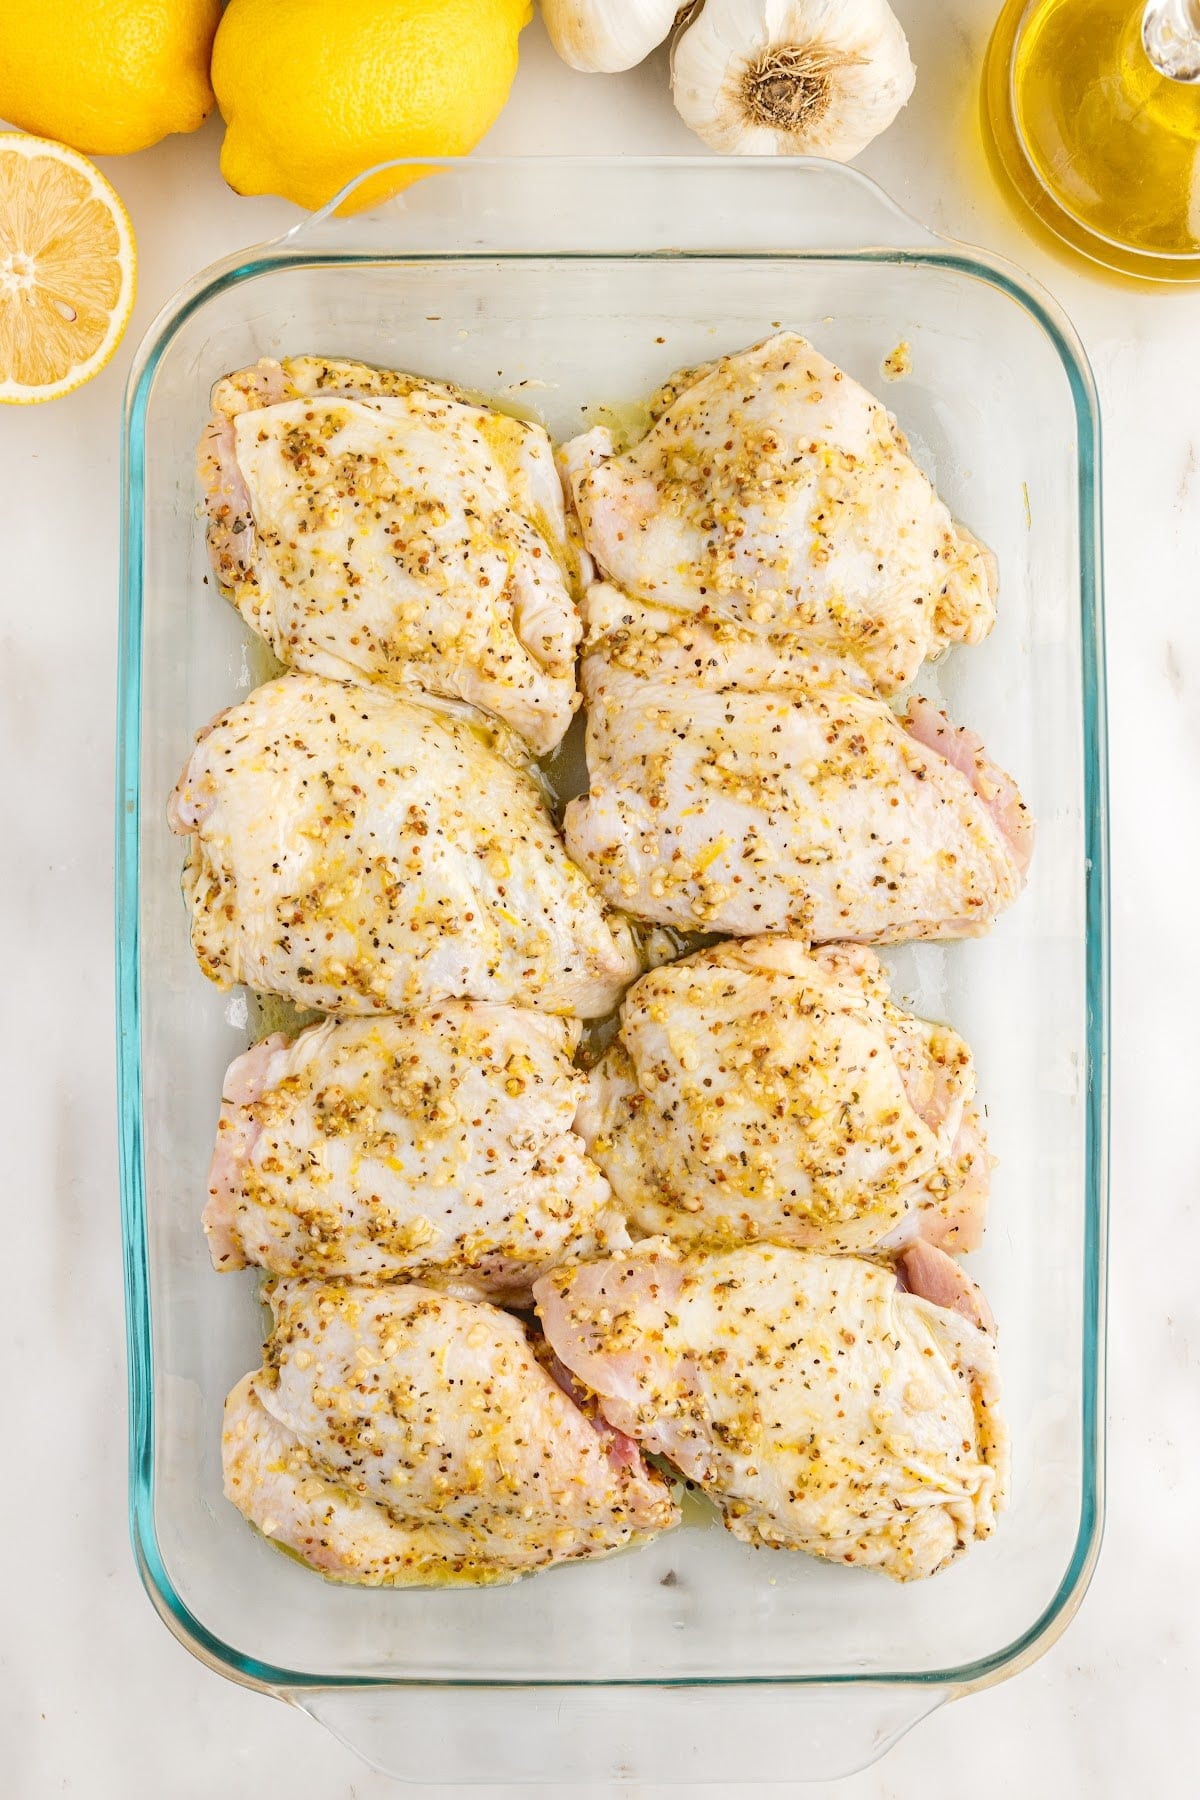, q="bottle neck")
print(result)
[1143,0,1200,80]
